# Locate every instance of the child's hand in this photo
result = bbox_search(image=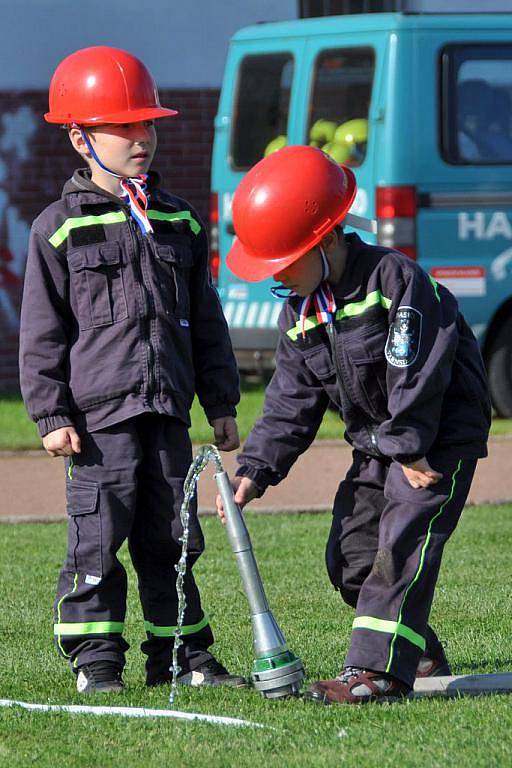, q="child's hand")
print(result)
[210,416,240,451]
[216,476,260,524]
[401,457,443,489]
[42,426,81,457]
